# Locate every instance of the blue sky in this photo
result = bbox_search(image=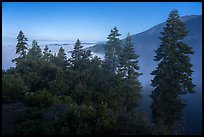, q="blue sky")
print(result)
[2,2,202,43]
